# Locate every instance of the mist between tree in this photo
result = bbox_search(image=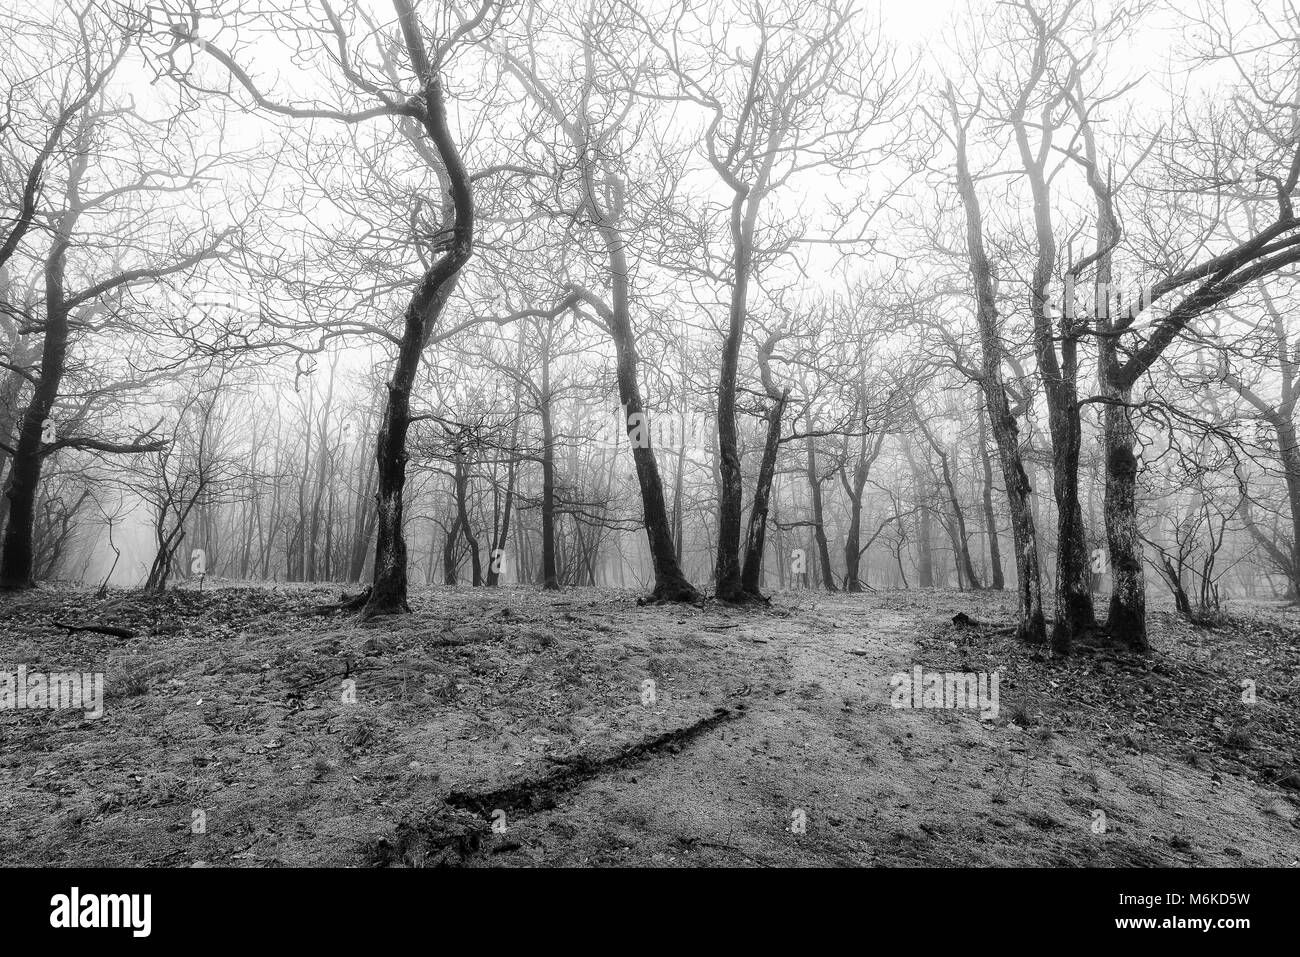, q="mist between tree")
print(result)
[0,0,1296,649]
